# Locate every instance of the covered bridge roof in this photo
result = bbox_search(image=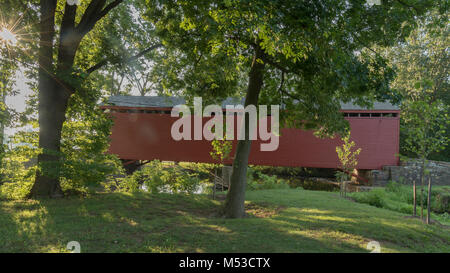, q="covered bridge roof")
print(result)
[103,95,400,111]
